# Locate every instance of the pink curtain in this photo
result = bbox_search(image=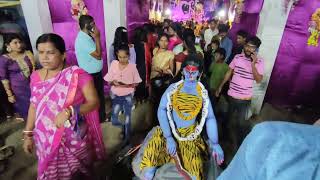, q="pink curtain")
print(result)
[47,0,107,75]
[265,1,320,108]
